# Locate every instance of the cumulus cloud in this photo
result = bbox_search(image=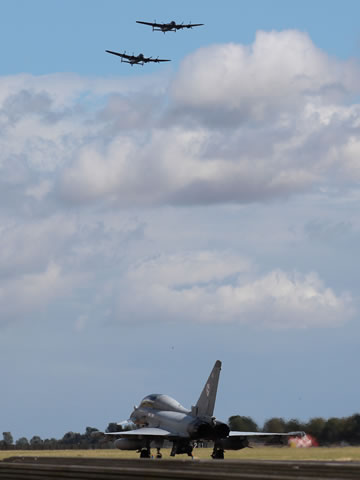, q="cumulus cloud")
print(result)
[59,31,360,206]
[0,262,78,322]
[117,251,354,329]
[0,30,359,329]
[0,209,147,326]
[1,30,360,210]
[171,30,360,123]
